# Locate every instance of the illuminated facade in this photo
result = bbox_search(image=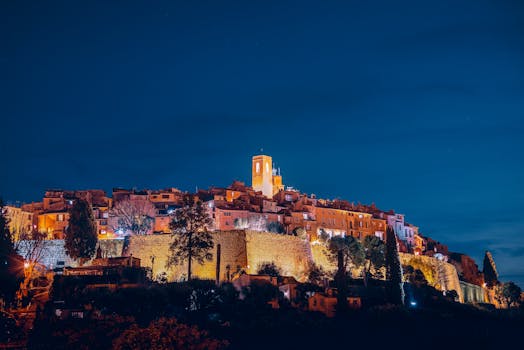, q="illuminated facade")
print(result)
[252,154,274,197]
[251,154,284,198]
